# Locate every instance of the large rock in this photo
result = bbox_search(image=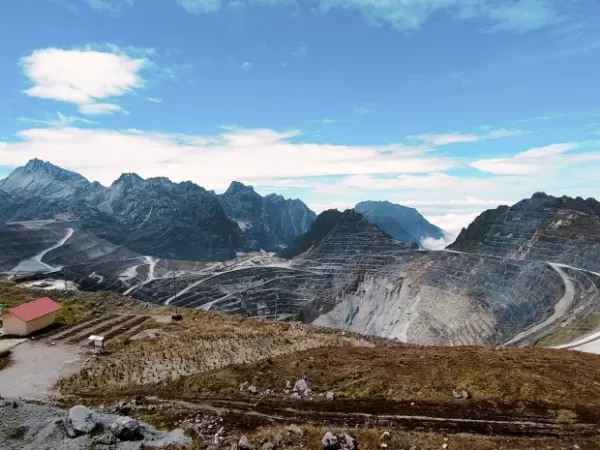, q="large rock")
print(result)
[238,435,252,450]
[322,431,339,450]
[294,379,309,394]
[109,416,143,441]
[68,405,97,434]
